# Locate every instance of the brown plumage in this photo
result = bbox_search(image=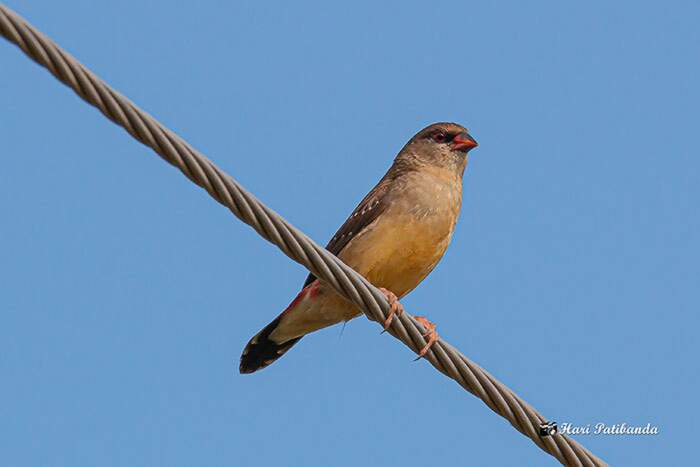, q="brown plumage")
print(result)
[240,122,478,373]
